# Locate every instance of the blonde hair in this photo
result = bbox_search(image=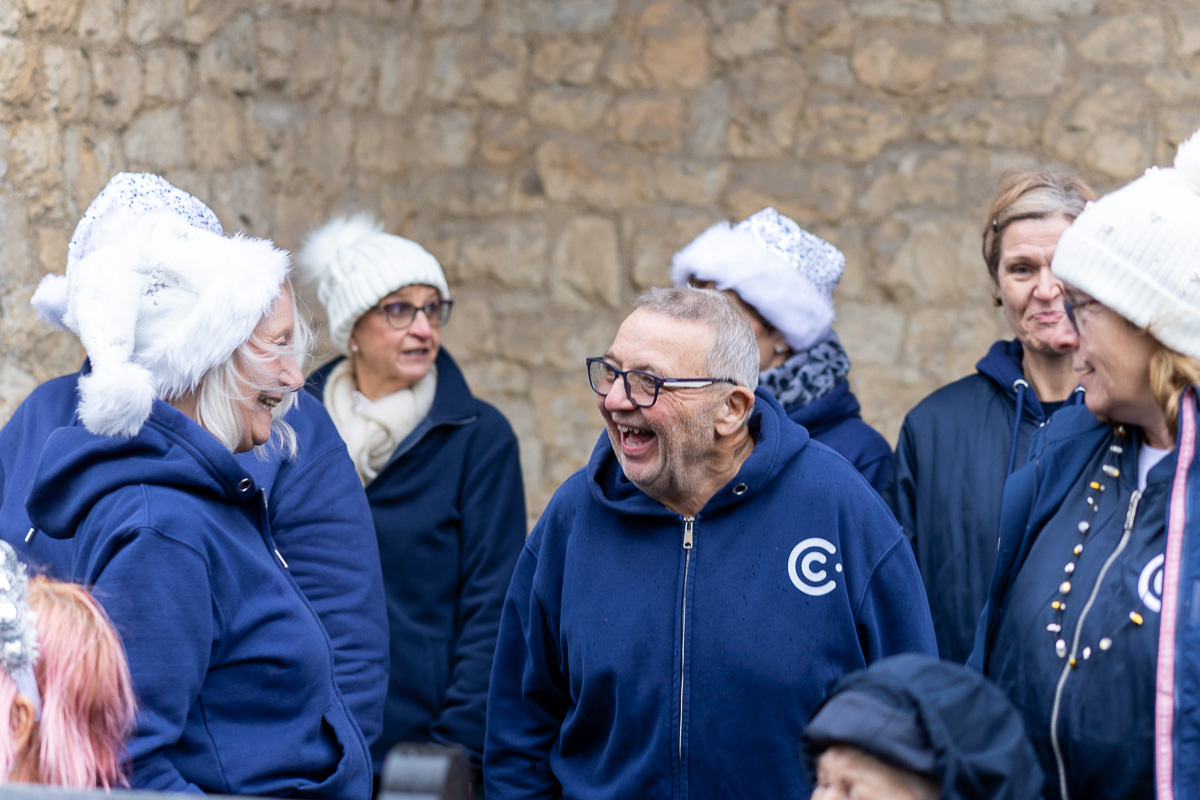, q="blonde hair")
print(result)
[1149,343,1200,444]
